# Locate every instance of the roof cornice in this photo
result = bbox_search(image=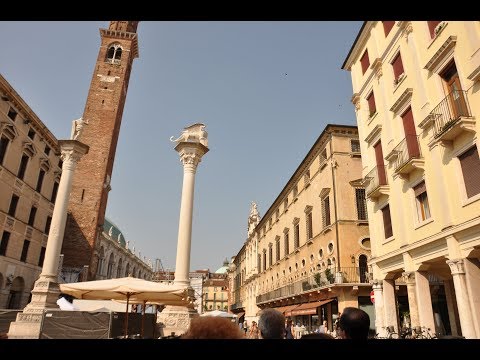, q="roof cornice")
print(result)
[342,21,375,70]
